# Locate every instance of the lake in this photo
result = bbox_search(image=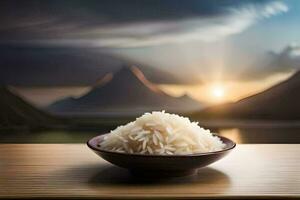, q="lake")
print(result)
[0,125,299,143]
